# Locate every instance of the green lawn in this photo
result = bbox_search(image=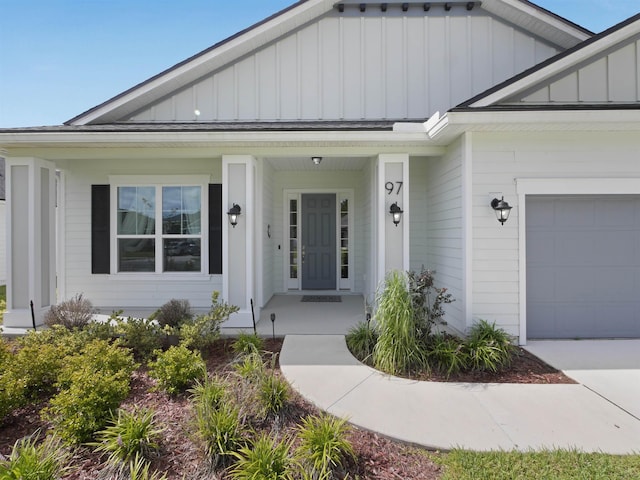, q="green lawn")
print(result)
[433,449,640,480]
